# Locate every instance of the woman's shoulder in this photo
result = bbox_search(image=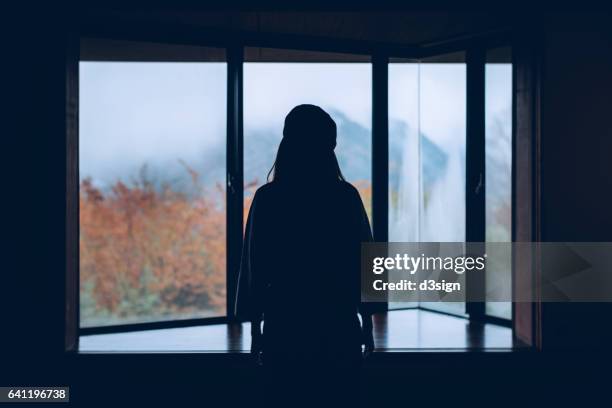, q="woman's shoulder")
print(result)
[253,180,361,201]
[254,182,275,194]
[251,182,279,203]
[336,180,362,199]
